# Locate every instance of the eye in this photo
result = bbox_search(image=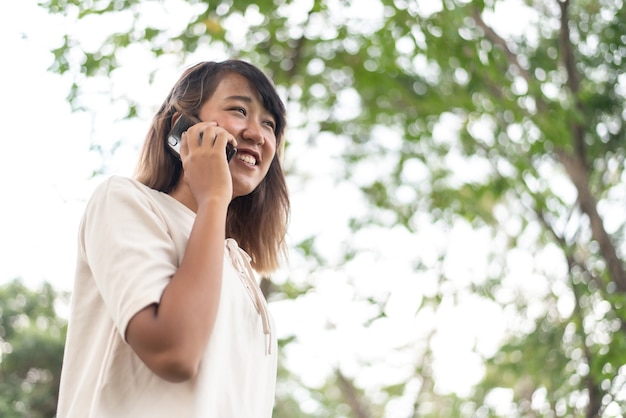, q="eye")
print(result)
[230,107,247,115]
[263,120,276,132]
